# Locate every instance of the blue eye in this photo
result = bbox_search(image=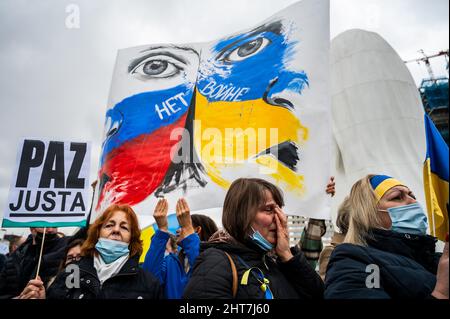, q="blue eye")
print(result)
[104,115,120,139]
[223,37,271,62]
